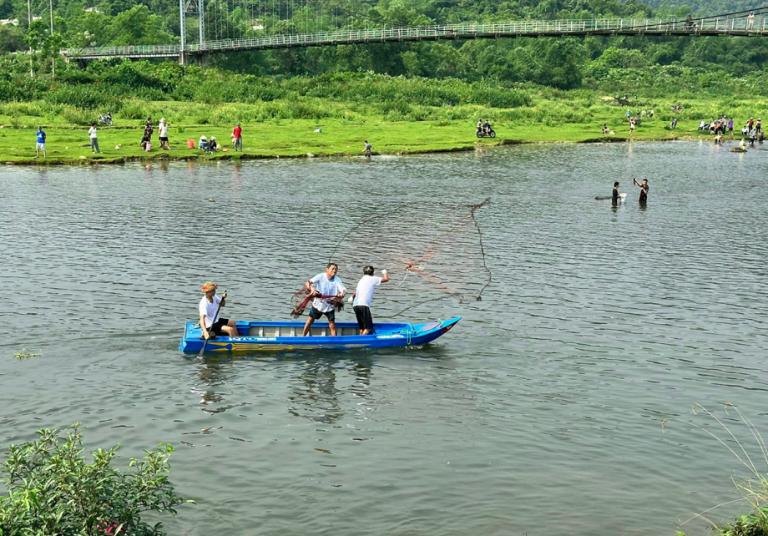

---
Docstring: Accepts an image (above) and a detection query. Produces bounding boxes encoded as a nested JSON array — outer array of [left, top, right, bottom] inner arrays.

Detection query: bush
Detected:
[[48, 85, 119, 111], [0, 424, 184, 535], [60, 105, 97, 126]]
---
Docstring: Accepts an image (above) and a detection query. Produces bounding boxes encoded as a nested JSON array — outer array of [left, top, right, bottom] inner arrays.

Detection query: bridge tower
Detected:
[[179, 0, 185, 64], [179, 0, 205, 64]]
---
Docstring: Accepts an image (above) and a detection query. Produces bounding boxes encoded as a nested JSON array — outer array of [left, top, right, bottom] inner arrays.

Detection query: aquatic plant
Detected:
[[13, 349, 39, 360]]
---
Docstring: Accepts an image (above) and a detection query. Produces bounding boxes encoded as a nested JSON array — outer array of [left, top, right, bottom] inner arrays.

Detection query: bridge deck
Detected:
[[61, 16, 768, 60]]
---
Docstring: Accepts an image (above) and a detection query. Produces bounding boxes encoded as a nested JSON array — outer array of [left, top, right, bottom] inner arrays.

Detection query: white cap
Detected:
[[381, 269, 388, 276]]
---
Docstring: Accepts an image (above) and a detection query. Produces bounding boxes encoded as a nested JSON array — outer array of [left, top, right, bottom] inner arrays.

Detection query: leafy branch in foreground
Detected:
[[0, 424, 184, 535]]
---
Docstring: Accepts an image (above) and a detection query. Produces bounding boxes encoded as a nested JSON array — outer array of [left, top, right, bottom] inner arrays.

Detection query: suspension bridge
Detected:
[[59, 7, 768, 63]]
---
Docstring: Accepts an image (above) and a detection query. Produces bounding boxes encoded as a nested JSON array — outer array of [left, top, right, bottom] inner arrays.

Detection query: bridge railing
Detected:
[[61, 15, 767, 58]]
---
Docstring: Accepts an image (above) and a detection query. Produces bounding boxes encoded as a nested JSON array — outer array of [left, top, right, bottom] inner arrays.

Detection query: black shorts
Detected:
[[210, 318, 230, 335], [159, 136, 169, 142], [308, 306, 335, 322], [353, 305, 374, 332]]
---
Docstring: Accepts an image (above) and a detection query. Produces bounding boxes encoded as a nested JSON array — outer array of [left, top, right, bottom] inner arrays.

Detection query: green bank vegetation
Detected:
[[1, 65, 767, 164], [0, 424, 183, 535], [678, 405, 768, 536]]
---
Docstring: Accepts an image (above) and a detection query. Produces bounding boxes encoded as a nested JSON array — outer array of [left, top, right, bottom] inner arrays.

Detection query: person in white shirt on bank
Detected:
[[158, 118, 170, 149], [88, 123, 100, 153], [302, 263, 346, 336], [352, 265, 390, 335]]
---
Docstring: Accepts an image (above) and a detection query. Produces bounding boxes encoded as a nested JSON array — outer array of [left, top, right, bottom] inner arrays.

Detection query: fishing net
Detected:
[[290, 289, 345, 318], [319, 198, 492, 319]]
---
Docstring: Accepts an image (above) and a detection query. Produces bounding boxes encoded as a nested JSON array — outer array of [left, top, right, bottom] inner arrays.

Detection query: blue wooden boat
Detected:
[[179, 316, 461, 354]]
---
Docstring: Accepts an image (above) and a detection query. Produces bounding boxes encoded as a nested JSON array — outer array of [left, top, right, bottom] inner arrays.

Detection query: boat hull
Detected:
[[179, 316, 461, 354]]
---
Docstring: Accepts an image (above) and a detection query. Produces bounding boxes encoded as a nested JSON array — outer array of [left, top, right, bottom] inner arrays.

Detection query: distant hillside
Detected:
[[639, 1, 762, 16]]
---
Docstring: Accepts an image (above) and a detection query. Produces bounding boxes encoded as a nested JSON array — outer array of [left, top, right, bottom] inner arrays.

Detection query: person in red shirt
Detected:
[[232, 123, 243, 151]]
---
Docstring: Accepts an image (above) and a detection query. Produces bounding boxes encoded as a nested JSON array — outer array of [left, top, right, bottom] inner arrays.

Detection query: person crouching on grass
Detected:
[[199, 281, 239, 340], [352, 265, 390, 335]]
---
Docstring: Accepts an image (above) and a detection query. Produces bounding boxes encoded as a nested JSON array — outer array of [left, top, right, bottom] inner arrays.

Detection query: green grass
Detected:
[[0, 93, 764, 165]]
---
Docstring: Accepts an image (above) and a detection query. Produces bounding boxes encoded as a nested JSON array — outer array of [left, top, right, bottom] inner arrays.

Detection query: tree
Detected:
[[106, 5, 175, 46], [531, 38, 585, 89]]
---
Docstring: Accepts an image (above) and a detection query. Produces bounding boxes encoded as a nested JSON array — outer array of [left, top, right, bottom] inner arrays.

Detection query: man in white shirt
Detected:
[[198, 281, 239, 339], [352, 265, 390, 335], [158, 118, 170, 149], [302, 263, 346, 336], [88, 123, 99, 153]]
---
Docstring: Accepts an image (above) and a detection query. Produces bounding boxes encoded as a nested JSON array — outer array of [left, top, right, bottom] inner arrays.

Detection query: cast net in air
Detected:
[[313, 198, 492, 319]]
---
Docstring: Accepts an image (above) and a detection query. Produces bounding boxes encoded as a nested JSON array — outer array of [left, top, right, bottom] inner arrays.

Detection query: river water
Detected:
[[1, 141, 767, 535]]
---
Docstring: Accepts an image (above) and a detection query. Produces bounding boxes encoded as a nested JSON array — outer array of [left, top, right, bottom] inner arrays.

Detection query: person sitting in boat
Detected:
[[199, 281, 239, 339], [302, 263, 346, 337], [352, 265, 390, 335]]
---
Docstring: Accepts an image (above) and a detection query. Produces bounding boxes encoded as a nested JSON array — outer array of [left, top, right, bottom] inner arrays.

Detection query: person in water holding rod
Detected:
[[633, 177, 649, 206], [199, 281, 239, 340]]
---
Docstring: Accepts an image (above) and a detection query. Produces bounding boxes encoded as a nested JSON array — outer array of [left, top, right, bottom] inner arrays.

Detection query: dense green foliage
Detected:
[[642, 1, 759, 16], [0, 0, 767, 90], [0, 425, 183, 535]]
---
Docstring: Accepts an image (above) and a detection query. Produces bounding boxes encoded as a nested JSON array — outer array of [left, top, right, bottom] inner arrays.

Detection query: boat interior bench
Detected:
[[247, 326, 360, 337]]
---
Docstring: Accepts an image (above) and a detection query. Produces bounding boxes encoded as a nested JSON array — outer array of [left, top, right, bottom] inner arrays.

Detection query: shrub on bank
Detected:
[[0, 424, 184, 535]]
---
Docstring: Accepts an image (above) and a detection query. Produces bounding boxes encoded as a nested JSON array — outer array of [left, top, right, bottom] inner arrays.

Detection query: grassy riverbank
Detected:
[[1, 70, 766, 164], [0, 117, 684, 165], [0, 103, 758, 165]]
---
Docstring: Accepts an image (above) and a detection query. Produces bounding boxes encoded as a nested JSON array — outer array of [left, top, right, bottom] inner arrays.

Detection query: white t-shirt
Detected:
[[353, 275, 382, 308], [159, 123, 168, 137], [310, 273, 345, 313], [199, 295, 222, 328], [88, 127, 97, 139]]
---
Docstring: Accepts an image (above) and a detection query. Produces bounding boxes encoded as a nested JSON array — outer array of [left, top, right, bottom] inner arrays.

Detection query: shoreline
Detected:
[[1, 133, 730, 167]]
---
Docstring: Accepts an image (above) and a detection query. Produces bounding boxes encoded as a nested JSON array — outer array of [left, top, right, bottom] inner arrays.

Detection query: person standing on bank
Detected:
[[633, 177, 649, 206], [199, 281, 239, 340], [363, 140, 372, 158], [158, 118, 170, 150], [352, 266, 390, 335], [35, 126, 46, 159], [232, 123, 243, 151], [88, 123, 100, 153], [142, 118, 154, 147], [302, 263, 346, 336]]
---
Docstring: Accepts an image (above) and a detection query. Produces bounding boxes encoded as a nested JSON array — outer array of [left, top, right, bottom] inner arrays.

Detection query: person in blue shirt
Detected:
[[35, 126, 46, 159]]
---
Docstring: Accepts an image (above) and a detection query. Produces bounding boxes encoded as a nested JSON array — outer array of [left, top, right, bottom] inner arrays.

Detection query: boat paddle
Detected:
[[199, 290, 227, 357]]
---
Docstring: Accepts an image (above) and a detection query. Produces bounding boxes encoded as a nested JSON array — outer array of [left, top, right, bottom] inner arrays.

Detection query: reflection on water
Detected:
[[289, 360, 343, 423], [1, 142, 768, 535], [288, 357, 374, 424]]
